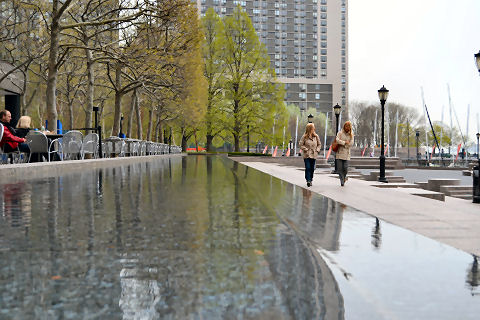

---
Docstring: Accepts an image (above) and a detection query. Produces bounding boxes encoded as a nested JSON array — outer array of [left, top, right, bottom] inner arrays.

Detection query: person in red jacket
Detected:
[[0, 110, 30, 153]]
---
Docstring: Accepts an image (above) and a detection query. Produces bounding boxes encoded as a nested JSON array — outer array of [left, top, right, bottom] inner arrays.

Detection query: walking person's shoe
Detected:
[[340, 176, 344, 186], [307, 181, 312, 187]]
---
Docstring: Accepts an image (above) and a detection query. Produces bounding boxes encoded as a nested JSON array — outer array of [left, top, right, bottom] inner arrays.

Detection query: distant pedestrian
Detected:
[[336, 121, 354, 186], [299, 123, 321, 187]]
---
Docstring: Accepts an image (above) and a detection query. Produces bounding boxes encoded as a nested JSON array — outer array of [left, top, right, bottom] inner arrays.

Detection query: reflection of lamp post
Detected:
[[378, 85, 389, 183], [416, 130, 420, 165], [371, 218, 382, 250], [308, 114, 314, 123], [333, 104, 341, 173], [466, 255, 479, 294], [247, 124, 250, 153]]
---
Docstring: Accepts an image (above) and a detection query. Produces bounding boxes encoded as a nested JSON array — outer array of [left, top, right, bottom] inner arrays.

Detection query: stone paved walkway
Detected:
[[239, 161, 480, 256]]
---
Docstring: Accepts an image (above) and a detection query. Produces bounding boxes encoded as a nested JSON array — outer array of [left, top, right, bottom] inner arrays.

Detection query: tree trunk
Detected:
[[206, 134, 214, 152], [206, 101, 214, 151], [194, 130, 198, 152], [20, 69, 29, 115], [234, 134, 240, 152], [146, 109, 153, 141], [112, 63, 122, 136], [127, 90, 135, 138], [233, 99, 240, 152], [69, 102, 74, 129], [84, 43, 94, 133], [181, 132, 188, 152], [46, 14, 60, 133], [154, 114, 160, 142], [135, 90, 142, 140]]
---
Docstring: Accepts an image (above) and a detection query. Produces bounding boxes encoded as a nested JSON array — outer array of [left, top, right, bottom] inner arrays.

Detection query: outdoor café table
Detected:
[[104, 136, 125, 157], [45, 133, 63, 139]]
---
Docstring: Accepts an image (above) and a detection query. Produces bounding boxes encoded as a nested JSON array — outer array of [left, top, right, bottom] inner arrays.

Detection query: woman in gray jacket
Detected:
[[335, 121, 354, 186], [299, 123, 321, 187]]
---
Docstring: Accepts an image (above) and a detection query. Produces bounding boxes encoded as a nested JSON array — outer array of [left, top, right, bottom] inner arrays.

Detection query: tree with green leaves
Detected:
[[220, 6, 286, 152], [202, 8, 226, 152]]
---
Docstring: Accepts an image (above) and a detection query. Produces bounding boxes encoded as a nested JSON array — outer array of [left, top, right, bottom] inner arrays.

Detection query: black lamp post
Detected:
[[378, 85, 389, 182], [247, 124, 250, 153], [308, 114, 314, 123], [333, 103, 341, 173], [472, 51, 480, 203], [416, 130, 420, 165], [93, 106, 102, 158], [476, 133, 480, 159], [475, 132, 480, 159], [289, 139, 293, 156], [119, 113, 125, 138]]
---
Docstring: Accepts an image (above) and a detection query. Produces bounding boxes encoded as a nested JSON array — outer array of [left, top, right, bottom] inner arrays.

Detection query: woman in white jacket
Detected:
[[299, 123, 321, 187], [335, 121, 354, 186]]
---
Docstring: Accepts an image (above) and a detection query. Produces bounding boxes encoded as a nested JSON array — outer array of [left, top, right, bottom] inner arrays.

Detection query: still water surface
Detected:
[[0, 156, 478, 319]]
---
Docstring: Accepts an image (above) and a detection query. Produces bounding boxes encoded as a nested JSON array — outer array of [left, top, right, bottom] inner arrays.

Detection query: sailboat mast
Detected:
[[421, 87, 429, 161], [447, 84, 453, 155]]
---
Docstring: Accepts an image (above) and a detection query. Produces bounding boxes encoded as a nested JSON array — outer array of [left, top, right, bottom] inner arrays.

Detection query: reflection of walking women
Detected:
[[299, 123, 321, 187], [336, 121, 354, 186]]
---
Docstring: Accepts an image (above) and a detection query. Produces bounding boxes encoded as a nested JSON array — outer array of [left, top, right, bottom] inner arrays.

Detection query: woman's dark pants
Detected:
[[336, 159, 349, 184], [304, 158, 316, 182]]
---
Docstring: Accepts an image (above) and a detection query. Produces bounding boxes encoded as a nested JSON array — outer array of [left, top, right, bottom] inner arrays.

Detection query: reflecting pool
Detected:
[[0, 156, 478, 319]]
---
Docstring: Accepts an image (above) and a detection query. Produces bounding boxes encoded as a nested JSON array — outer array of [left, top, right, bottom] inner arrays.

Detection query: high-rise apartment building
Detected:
[[196, 0, 348, 115]]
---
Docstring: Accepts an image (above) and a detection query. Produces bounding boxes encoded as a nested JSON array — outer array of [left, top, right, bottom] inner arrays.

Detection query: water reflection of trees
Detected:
[[0, 157, 343, 318], [235, 161, 345, 319]]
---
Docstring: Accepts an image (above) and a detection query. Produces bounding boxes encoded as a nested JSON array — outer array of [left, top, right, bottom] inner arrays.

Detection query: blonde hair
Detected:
[[17, 116, 32, 129], [304, 123, 315, 139], [343, 121, 354, 138]]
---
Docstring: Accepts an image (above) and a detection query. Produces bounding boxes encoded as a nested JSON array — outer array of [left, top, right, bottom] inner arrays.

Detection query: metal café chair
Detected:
[[124, 139, 134, 157], [25, 131, 61, 162], [82, 132, 99, 159], [145, 141, 153, 155], [101, 141, 110, 158], [139, 141, 146, 156], [62, 130, 83, 160]]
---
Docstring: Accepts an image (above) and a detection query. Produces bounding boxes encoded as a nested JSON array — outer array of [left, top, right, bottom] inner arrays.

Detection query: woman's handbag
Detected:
[[332, 140, 339, 152]]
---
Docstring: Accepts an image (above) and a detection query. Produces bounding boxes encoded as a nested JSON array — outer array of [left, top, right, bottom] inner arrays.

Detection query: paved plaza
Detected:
[[236, 158, 480, 257]]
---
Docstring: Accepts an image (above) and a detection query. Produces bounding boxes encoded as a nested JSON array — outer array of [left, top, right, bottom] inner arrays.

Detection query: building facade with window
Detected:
[[195, 0, 348, 115]]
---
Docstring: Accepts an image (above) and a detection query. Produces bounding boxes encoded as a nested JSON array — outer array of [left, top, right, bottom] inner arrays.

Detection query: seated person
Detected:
[[15, 115, 32, 138], [0, 110, 29, 153]]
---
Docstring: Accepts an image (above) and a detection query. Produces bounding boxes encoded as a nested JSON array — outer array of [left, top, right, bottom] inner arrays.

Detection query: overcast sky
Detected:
[[349, 0, 480, 140]]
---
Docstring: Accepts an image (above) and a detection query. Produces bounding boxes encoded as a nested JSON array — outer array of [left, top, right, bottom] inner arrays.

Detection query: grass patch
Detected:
[[227, 152, 270, 157]]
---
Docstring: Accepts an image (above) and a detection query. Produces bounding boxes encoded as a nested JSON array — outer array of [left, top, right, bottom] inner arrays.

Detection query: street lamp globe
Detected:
[[333, 103, 341, 116], [378, 85, 389, 103], [475, 51, 480, 73], [308, 114, 314, 123]]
